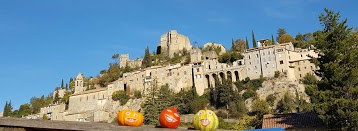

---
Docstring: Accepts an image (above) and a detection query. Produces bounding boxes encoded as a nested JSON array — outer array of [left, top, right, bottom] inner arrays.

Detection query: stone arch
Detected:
[[205, 74, 210, 88], [234, 71, 239, 81], [227, 71, 232, 82], [212, 73, 218, 86], [219, 72, 225, 83]]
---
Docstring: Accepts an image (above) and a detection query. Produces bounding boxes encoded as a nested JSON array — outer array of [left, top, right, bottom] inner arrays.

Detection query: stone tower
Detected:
[[74, 73, 84, 94], [157, 30, 192, 58], [120, 54, 129, 68]]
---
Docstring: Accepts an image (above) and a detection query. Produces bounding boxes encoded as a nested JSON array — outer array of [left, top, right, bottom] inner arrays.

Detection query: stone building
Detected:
[[287, 48, 319, 80], [122, 64, 193, 94], [157, 30, 192, 58], [119, 54, 142, 68], [39, 103, 66, 120]]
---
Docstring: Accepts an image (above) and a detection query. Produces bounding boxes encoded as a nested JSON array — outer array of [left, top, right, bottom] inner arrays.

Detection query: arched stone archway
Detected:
[[205, 74, 211, 88], [234, 71, 239, 82], [219, 72, 225, 84], [212, 73, 218, 86], [227, 71, 232, 82]]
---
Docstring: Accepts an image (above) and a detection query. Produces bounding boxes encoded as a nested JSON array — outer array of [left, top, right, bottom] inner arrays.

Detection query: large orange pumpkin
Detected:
[[159, 107, 180, 128], [117, 110, 144, 127]]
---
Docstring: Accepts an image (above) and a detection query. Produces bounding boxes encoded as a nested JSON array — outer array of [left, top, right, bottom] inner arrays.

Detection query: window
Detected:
[[265, 64, 268, 68], [197, 68, 200, 72], [268, 51, 270, 54], [256, 54, 259, 58], [257, 60, 259, 64], [300, 74, 302, 77], [301, 54, 303, 57], [304, 67, 307, 69], [263, 58, 266, 62], [248, 68, 250, 70], [255, 66, 257, 69], [263, 52, 265, 55], [280, 60, 284, 64], [289, 56, 291, 59], [184, 71, 187, 75], [311, 66, 313, 69], [268, 57, 271, 61], [249, 55, 251, 59], [277, 49, 283, 52], [93, 95, 95, 99], [238, 61, 242, 65], [298, 68, 301, 71], [249, 61, 252, 65]]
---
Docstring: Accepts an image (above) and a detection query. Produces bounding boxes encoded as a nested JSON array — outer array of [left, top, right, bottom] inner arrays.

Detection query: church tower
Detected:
[[74, 73, 84, 94]]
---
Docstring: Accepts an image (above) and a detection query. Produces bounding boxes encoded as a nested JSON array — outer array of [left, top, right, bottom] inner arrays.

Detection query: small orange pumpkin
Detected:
[[159, 107, 180, 128], [117, 110, 144, 126]]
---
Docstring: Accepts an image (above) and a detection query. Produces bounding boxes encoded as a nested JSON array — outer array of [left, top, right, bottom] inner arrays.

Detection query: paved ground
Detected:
[[0, 117, 230, 131]]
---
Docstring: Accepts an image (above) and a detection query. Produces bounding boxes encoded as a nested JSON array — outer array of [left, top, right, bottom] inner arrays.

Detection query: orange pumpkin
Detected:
[[159, 107, 180, 128], [117, 110, 144, 126]]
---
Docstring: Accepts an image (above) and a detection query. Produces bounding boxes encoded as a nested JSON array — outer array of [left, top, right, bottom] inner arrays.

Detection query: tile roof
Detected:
[[262, 112, 325, 129]]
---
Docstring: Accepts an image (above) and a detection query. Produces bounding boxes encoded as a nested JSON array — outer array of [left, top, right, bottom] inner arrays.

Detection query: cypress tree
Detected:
[[61, 79, 64, 89], [3, 101, 8, 117], [142, 47, 151, 68], [252, 31, 257, 48], [65, 83, 68, 91], [231, 38, 235, 51], [246, 36, 249, 49], [271, 35, 275, 45]]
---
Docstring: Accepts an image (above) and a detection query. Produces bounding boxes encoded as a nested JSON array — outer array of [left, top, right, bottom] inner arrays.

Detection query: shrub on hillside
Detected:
[[112, 90, 130, 105], [134, 90, 142, 98], [274, 71, 280, 78], [242, 90, 256, 100], [266, 94, 276, 107]]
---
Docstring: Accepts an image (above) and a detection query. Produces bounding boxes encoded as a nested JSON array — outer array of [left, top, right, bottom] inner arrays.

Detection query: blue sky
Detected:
[[0, 0, 357, 111]]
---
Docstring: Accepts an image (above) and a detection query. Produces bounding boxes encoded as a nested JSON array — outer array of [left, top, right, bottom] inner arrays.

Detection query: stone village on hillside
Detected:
[[32, 30, 319, 122]]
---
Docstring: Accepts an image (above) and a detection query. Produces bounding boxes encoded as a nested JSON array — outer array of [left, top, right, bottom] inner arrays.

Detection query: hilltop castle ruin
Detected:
[[38, 30, 319, 122]]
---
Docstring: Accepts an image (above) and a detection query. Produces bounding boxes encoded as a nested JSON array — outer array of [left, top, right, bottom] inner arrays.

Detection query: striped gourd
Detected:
[[193, 109, 219, 131]]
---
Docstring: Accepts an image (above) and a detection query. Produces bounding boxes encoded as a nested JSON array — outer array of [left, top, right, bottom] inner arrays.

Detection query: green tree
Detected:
[[112, 53, 119, 63], [142, 47, 151, 68], [246, 36, 249, 49], [309, 8, 358, 130], [231, 38, 236, 52], [3, 101, 9, 117], [142, 82, 174, 125], [252, 31, 257, 48], [112, 90, 129, 105], [30, 95, 51, 114], [61, 79, 64, 89], [278, 34, 295, 44], [271, 35, 275, 45], [277, 28, 287, 41], [276, 92, 295, 113], [266, 94, 276, 107], [17, 104, 32, 117], [53, 89, 60, 104], [251, 99, 270, 119]]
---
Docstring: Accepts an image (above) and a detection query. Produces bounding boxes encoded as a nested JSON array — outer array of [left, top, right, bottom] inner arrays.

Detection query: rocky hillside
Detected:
[[245, 77, 310, 111]]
